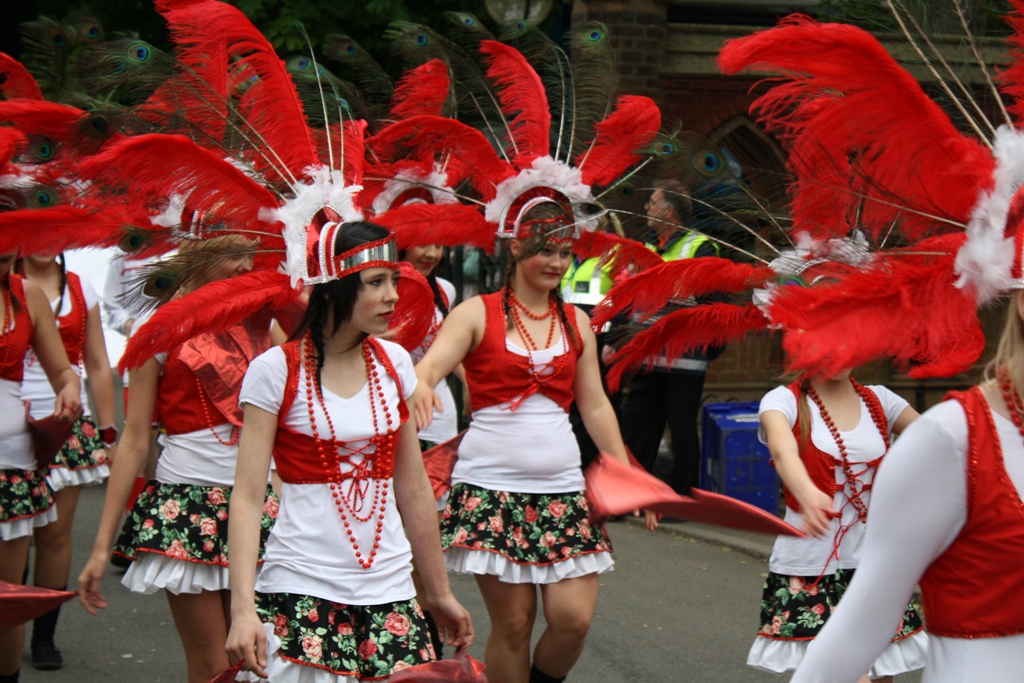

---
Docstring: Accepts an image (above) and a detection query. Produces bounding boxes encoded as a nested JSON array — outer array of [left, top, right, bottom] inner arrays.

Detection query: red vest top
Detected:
[[272, 337, 409, 485], [157, 309, 272, 435], [56, 272, 87, 366], [462, 291, 582, 414], [781, 382, 888, 514], [919, 387, 1024, 638], [0, 276, 34, 382]]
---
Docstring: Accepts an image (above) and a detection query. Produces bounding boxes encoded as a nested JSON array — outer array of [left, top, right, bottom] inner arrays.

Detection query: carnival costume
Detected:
[[22, 271, 110, 492], [705, 8, 1024, 683], [0, 275, 54, 541]]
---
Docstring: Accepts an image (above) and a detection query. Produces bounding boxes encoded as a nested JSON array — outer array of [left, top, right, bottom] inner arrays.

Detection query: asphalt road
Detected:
[[19, 485, 923, 683]]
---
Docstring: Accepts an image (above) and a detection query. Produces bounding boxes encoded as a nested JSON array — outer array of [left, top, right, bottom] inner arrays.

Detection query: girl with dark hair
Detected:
[[413, 201, 655, 683], [0, 251, 82, 683], [77, 236, 278, 683], [751, 371, 925, 681], [226, 221, 473, 682], [15, 252, 116, 670]]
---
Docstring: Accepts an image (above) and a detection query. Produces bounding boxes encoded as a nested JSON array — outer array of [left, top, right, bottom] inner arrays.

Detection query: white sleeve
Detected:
[[238, 347, 288, 416], [79, 276, 100, 311], [757, 385, 797, 443], [791, 404, 969, 683], [102, 256, 132, 334], [869, 385, 911, 431], [437, 277, 456, 309], [379, 340, 419, 401]]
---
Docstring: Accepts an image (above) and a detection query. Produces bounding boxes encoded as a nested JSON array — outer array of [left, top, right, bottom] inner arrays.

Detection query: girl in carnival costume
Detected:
[[17, 251, 116, 671], [712, 7, 1024, 682], [0, 250, 82, 683], [227, 219, 473, 682]]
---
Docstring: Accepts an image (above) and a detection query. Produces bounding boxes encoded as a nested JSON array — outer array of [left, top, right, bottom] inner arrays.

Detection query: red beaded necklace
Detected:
[[194, 377, 240, 446], [997, 366, 1024, 443], [803, 378, 890, 522], [507, 289, 557, 351], [0, 279, 12, 368], [303, 334, 393, 570]]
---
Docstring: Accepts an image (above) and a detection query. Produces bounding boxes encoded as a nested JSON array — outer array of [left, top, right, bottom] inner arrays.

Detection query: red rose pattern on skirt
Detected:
[[440, 483, 612, 565], [50, 416, 107, 471], [256, 593, 435, 680], [114, 481, 278, 565], [0, 468, 54, 523], [757, 569, 924, 640]]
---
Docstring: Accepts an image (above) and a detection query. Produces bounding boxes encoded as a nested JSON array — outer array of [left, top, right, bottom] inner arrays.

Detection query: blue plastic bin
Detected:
[[700, 401, 780, 515]]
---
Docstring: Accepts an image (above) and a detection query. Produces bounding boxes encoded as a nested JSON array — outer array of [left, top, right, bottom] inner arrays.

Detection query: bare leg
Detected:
[[32, 485, 82, 589], [165, 590, 232, 683], [533, 574, 599, 678], [865, 675, 892, 683], [0, 536, 32, 675], [475, 575, 537, 683]]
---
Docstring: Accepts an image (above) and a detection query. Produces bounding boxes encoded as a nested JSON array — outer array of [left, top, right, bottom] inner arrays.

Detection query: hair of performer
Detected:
[[413, 199, 657, 683], [226, 221, 473, 680], [14, 252, 115, 671], [787, 293, 1024, 683], [77, 235, 271, 683], [754, 365, 924, 682], [0, 251, 82, 683]]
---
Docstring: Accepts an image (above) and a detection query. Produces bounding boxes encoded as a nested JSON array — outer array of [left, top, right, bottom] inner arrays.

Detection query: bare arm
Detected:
[[392, 418, 473, 646], [226, 403, 277, 678], [761, 409, 833, 537], [891, 405, 919, 435], [83, 304, 116, 428], [77, 359, 159, 613], [25, 281, 81, 419], [413, 298, 484, 428]]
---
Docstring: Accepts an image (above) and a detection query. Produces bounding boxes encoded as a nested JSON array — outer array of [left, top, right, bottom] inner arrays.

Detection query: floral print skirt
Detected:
[[256, 592, 435, 680], [0, 467, 55, 540], [47, 416, 109, 491], [114, 481, 278, 566], [440, 483, 613, 576], [757, 569, 924, 641]]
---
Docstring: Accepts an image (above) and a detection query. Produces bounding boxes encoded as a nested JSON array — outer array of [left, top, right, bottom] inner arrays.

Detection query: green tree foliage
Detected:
[[818, 0, 1013, 37]]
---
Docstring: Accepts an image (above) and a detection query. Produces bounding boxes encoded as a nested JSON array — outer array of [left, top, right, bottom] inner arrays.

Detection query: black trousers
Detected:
[[618, 371, 706, 494]]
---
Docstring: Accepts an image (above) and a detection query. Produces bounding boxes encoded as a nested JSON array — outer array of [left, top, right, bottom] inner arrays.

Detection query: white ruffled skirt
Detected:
[[445, 547, 614, 584], [747, 629, 929, 677], [47, 463, 109, 492], [0, 504, 56, 541], [121, 552, 230, 595]]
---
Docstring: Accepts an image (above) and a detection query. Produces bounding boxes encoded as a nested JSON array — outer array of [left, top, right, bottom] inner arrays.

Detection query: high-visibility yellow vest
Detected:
[[560, 256, 615, 306]]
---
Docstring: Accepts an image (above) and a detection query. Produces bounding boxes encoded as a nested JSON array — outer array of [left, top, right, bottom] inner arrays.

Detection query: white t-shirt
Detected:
[[454, 330, 585, 494], [152, 351, 241, 487], [759, 384, 910, 575], [412, 278, 457, 445], [0, 378, 32, 470], [792, 398, 1024, 683], [22, 275, 99, 420], [239, 339, 419, 605]]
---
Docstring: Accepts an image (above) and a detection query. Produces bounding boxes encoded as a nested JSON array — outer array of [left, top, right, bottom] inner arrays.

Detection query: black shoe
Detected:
[[31, 641, 63, 671]]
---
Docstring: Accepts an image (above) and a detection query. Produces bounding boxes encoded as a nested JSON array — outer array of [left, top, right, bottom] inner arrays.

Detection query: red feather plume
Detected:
[[604, 303, 767, 391], [1002, 0, 1024, 122], [0, 54, 44, 101], [479, 40, 551, 167], [367, 116, 514, 200], [769, 234, 983, 379], [373, 203, 494, 252], [0, 101, 89, 144], [0, 128, 27, 173], [390, 59, 451, 120], [76, 134, 278, 234], [157, 0, 318, 181], [576, 96, 661, 187], [121, 270, 299, 370], [0, 207, 124, 254], [573, 230, 663, 276], [718, 16, 994, 242], [387, 263, 435, 352], [590, 257, 771, 330]]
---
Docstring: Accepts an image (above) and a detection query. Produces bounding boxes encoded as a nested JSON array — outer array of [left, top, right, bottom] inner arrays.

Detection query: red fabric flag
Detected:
[[390, 649, 488, 682], [422, 431, 465, 500], [0, 582, 77, 628], [206, 661, 243, 683], [584, 453, 804, 537], [26, 412, 77, 470]]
